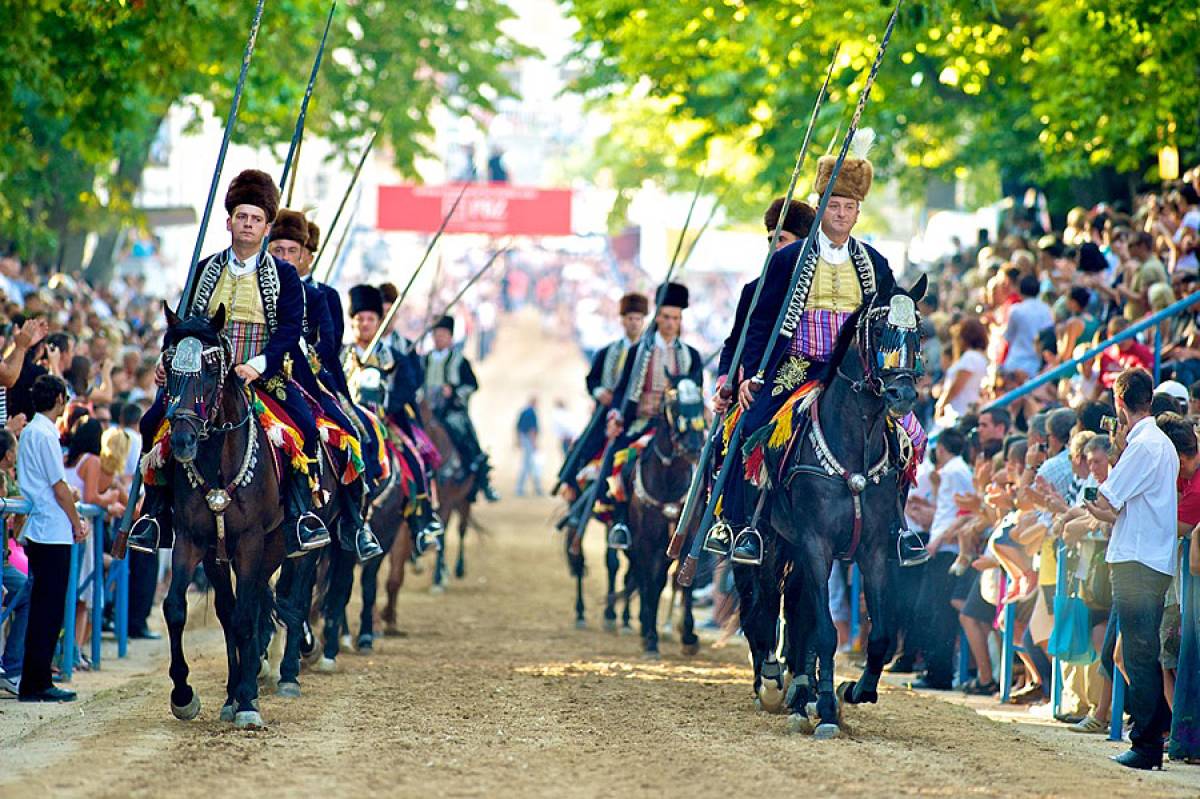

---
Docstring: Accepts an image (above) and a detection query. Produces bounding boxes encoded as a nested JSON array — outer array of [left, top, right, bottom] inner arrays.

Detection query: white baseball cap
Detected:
[[1156, 379, 1189, 404]]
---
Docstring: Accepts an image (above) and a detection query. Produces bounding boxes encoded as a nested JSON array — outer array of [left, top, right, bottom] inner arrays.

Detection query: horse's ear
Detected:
[[211, 304, 227, 332], [906, 273, 929, 304], [164, 300, 181, 329]]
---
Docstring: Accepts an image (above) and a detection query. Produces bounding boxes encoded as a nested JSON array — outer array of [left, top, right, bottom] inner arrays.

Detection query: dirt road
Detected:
[[3, 312, 1195, 798]]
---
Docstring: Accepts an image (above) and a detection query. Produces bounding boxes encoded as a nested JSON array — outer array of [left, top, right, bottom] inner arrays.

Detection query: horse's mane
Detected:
[[163, 315, 225, 350]]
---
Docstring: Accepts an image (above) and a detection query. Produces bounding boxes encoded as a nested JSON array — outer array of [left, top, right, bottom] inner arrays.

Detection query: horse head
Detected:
[[662, 375, 706, 462], [834, 273, 927, 418], [162, 303, 234, 463]]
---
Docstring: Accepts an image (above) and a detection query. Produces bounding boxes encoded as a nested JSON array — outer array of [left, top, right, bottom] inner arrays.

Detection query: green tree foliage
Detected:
[[564, 0, 1200, 222], [0, 0, 528, 270]]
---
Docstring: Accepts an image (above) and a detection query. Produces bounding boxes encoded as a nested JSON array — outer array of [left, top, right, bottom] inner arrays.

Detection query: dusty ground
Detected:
[[2, 311, 1196, 798]]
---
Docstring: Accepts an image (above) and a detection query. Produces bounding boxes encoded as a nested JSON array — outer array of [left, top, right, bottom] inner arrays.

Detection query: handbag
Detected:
[[1048, 575, 1098, 665], [1079, 542, 1112, 611]]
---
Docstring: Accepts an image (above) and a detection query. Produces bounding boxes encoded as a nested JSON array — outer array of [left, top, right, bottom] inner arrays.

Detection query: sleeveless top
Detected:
[[209, 268, 268, 364]]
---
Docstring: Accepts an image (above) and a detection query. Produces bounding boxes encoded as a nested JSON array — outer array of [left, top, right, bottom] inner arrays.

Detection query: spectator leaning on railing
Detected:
[[15, 374, 87, 703], [1084, 367, 1178, 770]]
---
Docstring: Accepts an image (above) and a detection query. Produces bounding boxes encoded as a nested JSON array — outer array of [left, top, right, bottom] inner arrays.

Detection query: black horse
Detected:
[[626, 375, 706, 658], [158, 306, 289, 729], [738, 275, 927, 738]]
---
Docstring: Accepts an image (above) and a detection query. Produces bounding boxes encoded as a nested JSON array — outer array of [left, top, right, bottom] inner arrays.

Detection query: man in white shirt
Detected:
[[910, 427, 974, 690], [1085, 367, 1177, 769], [1001, 274, 1054, 379], [17, 375, 85, 702]]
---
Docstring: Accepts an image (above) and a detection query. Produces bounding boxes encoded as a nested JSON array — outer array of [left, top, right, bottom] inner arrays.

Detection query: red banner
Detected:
[[377, 184, 572, 236]]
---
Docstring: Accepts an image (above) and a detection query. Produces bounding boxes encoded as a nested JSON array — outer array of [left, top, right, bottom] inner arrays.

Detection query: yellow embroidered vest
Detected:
[[808, 255, 863, 312]]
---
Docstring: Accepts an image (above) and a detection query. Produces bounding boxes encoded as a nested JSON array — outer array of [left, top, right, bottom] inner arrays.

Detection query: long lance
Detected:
[[361, 182, 471, 361], [409, 244, 510, 348], [285, 130, 304, 205], [665, 44, 840, 562], [563, 170, 706, 551], [177, 0, 267, 316], [115, 0, 268, 555], [323, 185, 361, 284], [677, 2, 902, 588], [311, 127, 380, 282], [263, 0, 337, 258]]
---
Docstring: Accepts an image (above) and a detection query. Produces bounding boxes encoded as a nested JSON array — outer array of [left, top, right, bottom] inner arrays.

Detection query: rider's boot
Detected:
[[606, 504, 632, 551], [343, 480, 384, 563], [473, 454, 500, 503], [703, 517, 734, 556], [283, 468, 331, 558], [128, 482, 174, 553], [409, 494, 443, 556], [729, 487, 764, 566], [895, 485, 931, 567]]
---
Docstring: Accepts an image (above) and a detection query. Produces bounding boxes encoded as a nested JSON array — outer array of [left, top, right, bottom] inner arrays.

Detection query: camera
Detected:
[[1083, 485, 1099, 502], [1100, 415, 1118, 435]]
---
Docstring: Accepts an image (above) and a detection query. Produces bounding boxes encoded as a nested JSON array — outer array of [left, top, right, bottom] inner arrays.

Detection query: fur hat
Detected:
[[656, 282, 689, 310], [764, 198, 816, 238], [224, 169, 280, 222], [268, 209, 309, 246], [306, 221, 321, 253], [379, 282, 399, 305], [619, 292, 649, 316], [813, 129, 875, 202], [433, 315, 455, 334], [348, 284, 383, 318]]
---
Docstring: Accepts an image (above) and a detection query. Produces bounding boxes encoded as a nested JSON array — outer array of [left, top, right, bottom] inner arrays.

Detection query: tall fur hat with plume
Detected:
[[813, 128, 875, 202], [224, 168, 280, 222]]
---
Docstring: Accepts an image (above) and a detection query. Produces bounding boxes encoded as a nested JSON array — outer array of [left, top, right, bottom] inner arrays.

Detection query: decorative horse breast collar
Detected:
[[632, 456, 684, 522]]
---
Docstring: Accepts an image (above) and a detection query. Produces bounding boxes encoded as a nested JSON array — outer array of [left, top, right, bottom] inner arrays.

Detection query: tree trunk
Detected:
[[85, 114, 165, 286]]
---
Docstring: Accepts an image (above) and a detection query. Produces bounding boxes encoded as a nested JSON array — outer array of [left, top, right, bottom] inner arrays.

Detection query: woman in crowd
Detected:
[[935, 317, 990, 431]]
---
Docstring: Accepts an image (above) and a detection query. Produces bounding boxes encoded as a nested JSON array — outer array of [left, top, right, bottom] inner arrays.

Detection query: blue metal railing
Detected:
[[0, 497, 130, 682], [984, 289, 1200, 412]]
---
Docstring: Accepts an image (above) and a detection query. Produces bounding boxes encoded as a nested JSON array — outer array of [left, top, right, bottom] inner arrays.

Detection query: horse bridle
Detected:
[[633, 384, 704, 520], [164, 335, 251, 441]]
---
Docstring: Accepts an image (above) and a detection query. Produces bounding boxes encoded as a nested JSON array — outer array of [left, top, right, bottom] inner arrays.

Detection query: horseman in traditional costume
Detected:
[[342, 285, 443, 553], [129, 169, 331, 557], [556, 292, 649, 509], [600, 282, 703, 551], [710, 138, 928, 566], [420, 314, 499, 503], [266, 209, 383, 562]]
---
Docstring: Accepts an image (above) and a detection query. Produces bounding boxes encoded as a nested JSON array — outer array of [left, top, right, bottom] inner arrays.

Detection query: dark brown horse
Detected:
[[419, 400, 478, 591], [158, 307, 288, 729], [626, 376, 705, 658]]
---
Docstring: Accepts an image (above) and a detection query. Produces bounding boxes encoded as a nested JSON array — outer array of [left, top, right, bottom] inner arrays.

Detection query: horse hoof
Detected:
[[276, 682, 301, 699], [454, 564, 465, 579], [813, 723, 841, 740], [219, 703, 235, 723], [681, 641, 700, 657], [641, 650, 661, 661], [339, 634, 353, 652], [619, 625, 635, 636], [574, 619, 587, 630], [430, 584, 445, 596], [356, 635, 374, 653], [234, 710, 266, 730], [170, 694, 201, 721], [787, 713, 815, 735], [383, 626, 408, 638], [257, 656, 270, 682], [316, 657, 337, 673], [758, 682, 786, 715], [603, 619, 617, 633]]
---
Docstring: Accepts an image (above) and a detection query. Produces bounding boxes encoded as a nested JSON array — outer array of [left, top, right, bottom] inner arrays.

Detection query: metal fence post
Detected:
[[1153, 324, 1162, 384], [957, 626, 971, 687], [91, 515, 105, 669], [1000, 574, 1015, 703], [1108, 616, 1125, 742], [61, 541, 82, 683], [849, 564, 861, 647], [1050, 538, 1066, 718], [116, 554, 130, 658]]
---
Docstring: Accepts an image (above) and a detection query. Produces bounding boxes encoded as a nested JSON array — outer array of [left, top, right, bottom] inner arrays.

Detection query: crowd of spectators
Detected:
[[0, 263, 168, 702], [882, 168, 1200, 768]]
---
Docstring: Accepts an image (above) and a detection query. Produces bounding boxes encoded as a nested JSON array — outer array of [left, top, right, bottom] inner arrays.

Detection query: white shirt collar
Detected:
[[1127, 415, 1156, 441], [430, 347, 450, 362], [228, 248, 259, 277], [654, 331, 678, 350], [818, 228, 851, 265]]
